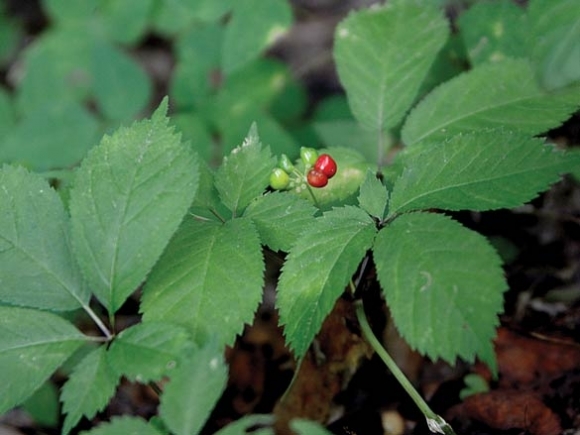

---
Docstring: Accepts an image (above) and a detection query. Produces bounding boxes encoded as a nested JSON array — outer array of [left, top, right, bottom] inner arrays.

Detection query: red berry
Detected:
[[307, 169, 328, 188], [314, 154, 337, 178]]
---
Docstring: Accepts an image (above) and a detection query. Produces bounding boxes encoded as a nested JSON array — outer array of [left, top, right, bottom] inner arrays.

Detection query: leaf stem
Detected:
[[354, 299, 456, 435], [82, 303, 113, 341]]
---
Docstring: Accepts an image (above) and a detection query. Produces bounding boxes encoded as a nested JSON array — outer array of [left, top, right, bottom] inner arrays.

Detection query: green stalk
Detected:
[[354, 299, 456, 435]]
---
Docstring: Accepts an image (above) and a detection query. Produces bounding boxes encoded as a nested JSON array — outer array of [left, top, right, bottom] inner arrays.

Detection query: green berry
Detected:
[[269, 168, 290, 190], [300, 147, 319, 167], [278, 154, 294, 173]]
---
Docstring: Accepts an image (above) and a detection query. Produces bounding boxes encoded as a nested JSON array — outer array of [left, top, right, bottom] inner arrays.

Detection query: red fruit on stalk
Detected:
[[314, 154, 337, 178], [307, 169, 328, 188]]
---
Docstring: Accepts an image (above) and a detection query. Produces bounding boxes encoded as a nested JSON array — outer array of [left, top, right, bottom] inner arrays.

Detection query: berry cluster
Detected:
[[269, 147, 337, 191]]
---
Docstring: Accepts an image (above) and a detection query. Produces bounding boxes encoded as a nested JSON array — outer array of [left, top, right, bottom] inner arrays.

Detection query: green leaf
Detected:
[[334, 2, 448, 131], [107, 322, 190, 383], [79, 416, 165, 435], [222, 0, 292, 75], [458, 0, 528, 66], [0, 165, 89, 311], [61, 346, 119, 435], [214, 124, 276, 215], [42, 0, 95, 25], [277, 206, 376, 358], [214, 415, 274, 435], [16, 29, 91, 114], [91, 40, 151, 121], [160, 340, 228, 435], [313, 120, 390, 165], [171, 22, 224, 110], [171, 112, 214, 162], [529, 0, 580, 90], [0, 306, 88, 414], [141, 218, 264, 347], [401, 58, 580, 146], [358, 170, 388, 219], [389, 130, 570, 215], [1, 101, 99, 171], [98, 0, 154, 44], [373, 212, 506, 373], [22, 381, 60, 428], [243, 192, 317, 252], [0, 88, 15, 138], [69, 99, 199, 313], [568, 149, 580, 181]]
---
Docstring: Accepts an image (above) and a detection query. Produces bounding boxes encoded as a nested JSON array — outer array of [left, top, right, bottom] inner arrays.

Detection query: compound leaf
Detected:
[[61, 346, 119, 435], [277, 206, 376, 358], [141, 217, 264, 347], [0, 306, 88, 414], [69, 99, 199, 313], [373, 212, 506, 373], [160, 340, 228, 435], [402, 58, 580, 146], [389, 130, 570, 215], [214, 124, 276, 215], [107, 322, 190, 383], [243, 192, 317, 252], [334, 2, 448, 131], [0, 165, 89, 311]]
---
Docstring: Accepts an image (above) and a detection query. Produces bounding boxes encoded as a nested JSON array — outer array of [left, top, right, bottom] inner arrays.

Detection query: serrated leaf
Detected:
[[358, 170, 388, 219], [0, 306, 88, 414], [458, 0, 528, 66], [79, 416, 165, 435], [107, 322, 190, 383], [0, 165, 89, 311], [141, 217, 264, 347], [61, 346, 119, 435], [160, 340, 228, 435], [222, 0, 292, 75], [401, 58, 580, 146], [334, 2, 448, 131], [389, 130, 569, 216], [214, 124, 276, 214], [277, 206, 376, 358], [243, 192, 317, 252], [373, 212, 506, 373], [69, 99, 199, 313], [529, 0, 580, 90]]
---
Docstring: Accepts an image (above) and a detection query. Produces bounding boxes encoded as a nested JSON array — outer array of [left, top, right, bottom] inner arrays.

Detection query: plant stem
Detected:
[[354, 299, 457, 435], [305, 184, 321, 209], [82, 303, 113, 341]]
